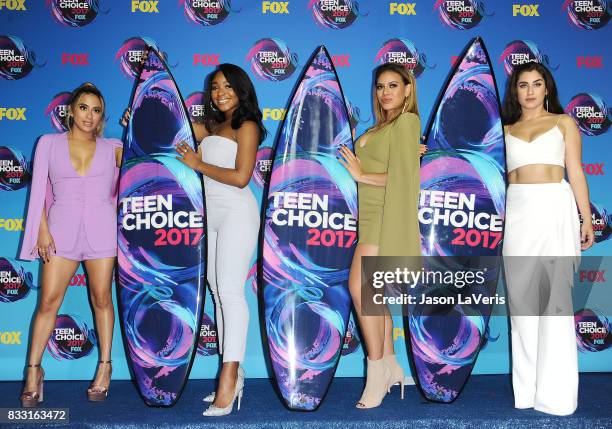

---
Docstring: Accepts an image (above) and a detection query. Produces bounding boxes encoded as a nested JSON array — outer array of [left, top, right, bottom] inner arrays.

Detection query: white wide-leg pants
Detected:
[[503, 180, 581, 416]]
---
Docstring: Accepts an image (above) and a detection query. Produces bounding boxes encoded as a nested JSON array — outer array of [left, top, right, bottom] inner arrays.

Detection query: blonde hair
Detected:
[[66, 82, 106, 137], [371, 63, 419, 132]]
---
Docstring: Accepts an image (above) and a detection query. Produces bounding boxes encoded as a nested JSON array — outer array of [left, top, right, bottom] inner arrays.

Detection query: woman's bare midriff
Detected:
[[508, 164, 565, 184]]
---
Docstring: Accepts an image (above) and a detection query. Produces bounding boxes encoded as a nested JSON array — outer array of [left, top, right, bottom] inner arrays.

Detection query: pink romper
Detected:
[[19, 133, 122, 261]]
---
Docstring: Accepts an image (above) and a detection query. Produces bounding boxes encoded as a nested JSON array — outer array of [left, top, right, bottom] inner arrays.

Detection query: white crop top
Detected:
[[505, 123, 566, 173]]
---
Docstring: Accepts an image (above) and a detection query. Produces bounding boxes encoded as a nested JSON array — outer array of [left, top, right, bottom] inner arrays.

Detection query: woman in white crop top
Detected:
[[177, 64, 266, 417], [502, 62, 594, 416]]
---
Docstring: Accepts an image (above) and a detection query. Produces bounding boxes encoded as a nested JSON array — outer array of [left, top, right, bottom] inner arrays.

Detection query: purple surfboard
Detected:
[[261, 46, 357, 411], [117, 47, 206, 407], [408, 37, 506, 402]]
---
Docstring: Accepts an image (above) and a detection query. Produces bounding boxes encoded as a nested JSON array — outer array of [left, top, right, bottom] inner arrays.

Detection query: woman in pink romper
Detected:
[[19, 83, 122, 406]]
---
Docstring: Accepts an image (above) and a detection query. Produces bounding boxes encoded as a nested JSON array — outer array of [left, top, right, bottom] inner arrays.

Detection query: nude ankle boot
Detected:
[[383, 354, 414, 399], [356, 357, 391, 409]]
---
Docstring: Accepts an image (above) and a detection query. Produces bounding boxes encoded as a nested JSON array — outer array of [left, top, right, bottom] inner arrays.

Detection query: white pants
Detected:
[[207, 193, 259, 363], [503, 180, 580, 416]]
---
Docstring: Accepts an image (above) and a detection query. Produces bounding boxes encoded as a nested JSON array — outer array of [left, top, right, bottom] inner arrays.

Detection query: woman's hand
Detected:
[[34, 229, 55, 263], [176, 141, 201, 170], [420, 134, 428, 157], [581, 220, 595, 251], [337, 144, 362, 182], [120, 107, 131, 128]]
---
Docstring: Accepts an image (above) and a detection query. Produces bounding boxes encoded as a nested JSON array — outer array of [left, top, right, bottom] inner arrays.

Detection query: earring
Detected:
[[545, 96, 549, 112], [401, 97, 409, 114], [209, 101, 218, 112]]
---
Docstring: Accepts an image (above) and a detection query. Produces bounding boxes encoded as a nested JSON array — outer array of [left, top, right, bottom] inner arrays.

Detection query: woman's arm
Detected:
[[337, 144, 387, 186], [562, 114, 595, 250], [192, 122, 209, 143], [19, 135, 56, 261], [115, 148, 123, 167], [379, 112, 422, 256], [359, 172, 388, 186], [35, 201, 55, 263], [176, 121, 259, 188]]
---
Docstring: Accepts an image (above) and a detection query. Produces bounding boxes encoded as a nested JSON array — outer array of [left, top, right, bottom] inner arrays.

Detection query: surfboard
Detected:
[[261, 46, 357, 411], [407, 37, 506, 402], [117, 46, 206, 407]]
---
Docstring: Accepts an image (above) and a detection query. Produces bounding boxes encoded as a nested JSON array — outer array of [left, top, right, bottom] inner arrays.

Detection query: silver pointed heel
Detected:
[[202, 389, 243, 417], [202, 366, 244, 417]]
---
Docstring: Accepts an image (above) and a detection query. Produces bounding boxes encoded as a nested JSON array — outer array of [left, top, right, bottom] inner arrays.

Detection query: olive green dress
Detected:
[[354, 112, 421, 256]]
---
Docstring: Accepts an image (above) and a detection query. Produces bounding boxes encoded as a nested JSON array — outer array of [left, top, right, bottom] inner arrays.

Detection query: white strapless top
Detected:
[[505, 125, 565, 173], [202, 135, 237, 168], [201, 135, 250, 199]]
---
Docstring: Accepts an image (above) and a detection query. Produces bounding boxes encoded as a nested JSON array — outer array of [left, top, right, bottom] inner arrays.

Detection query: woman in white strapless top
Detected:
[[176, 64, 266, 417], [502, 62, 594, 416]]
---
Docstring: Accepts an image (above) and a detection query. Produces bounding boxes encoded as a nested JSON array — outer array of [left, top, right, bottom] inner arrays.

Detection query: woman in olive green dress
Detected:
[[338, 63, 425, 409]]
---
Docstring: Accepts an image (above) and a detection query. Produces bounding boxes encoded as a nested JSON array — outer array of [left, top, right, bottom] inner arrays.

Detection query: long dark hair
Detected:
[[65, 82, 106, 136], [202, 64, 267, 143], [502, 62, 563, 125]]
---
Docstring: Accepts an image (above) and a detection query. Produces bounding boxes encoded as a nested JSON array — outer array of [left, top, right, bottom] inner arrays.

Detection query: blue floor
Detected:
[[1, 374, 611, 428]]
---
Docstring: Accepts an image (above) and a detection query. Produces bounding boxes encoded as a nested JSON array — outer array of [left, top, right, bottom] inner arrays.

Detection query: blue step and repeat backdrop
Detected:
[[0, 1, 610, 381]]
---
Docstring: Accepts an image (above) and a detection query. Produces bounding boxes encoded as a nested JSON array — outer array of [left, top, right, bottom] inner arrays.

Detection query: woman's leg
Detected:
[[83, 257, 116, 388], [24, 255, 79, 392], [348, 243, 384, 360], [383, 312, 395, 355], [509, 315, 539, 409], [348, 243, 393, 408], [504, 254, 542, 409], [211, 207, 258, 408], [206, 230, 224, 352], [534, 315, 578, 415]]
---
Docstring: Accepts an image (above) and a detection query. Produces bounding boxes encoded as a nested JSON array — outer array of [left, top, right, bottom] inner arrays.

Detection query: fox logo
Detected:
[[512, 4, 539, 16], [262, 1, 289, 14], [131, 0, 159, 13]]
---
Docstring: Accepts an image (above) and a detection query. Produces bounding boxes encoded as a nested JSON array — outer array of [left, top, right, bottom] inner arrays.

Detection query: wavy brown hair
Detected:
[[371, 63, 419, 131]]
